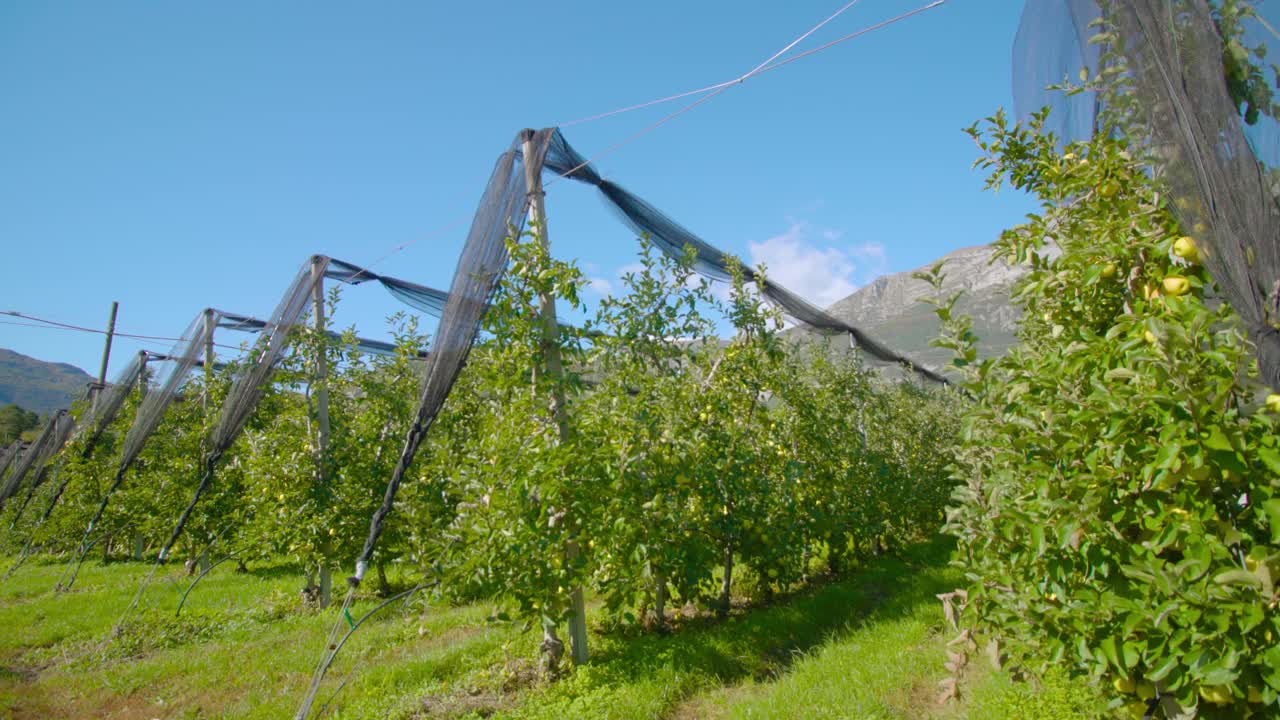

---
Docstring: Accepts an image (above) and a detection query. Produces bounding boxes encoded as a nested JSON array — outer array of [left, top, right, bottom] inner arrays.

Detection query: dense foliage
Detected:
[[0, 404, 39, 446], [935, 108, 1280, 718], [0, 230, 962, 668]]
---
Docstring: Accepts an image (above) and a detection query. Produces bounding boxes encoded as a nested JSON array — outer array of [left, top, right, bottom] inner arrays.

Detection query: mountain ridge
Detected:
[[0, 348, 93, 417], [802, 242, 1030, 373]]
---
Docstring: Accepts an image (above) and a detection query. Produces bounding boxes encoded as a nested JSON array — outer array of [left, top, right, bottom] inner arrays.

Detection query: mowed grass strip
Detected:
[[0, 556, 523, 719], [0, 539, 1094, 720], [494, 539, 960, 720]]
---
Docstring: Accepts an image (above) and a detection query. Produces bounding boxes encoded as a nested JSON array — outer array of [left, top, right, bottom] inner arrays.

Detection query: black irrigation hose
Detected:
[[54, 533, 106, 591], [297, 542, 459, 720], [308, 581, 439, 720], [175, 551, 240, 617], [113, 518, 236, 635]]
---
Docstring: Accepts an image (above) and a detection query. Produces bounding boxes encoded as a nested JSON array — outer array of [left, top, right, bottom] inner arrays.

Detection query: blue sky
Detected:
[[1, 0, 1039, 379]]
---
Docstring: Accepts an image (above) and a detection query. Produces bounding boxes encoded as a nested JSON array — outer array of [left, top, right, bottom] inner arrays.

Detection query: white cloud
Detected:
[[748, 223, 862, 309], [617, 262, 645, 279], [849, 242, 888, 282], [586, 277, 614, 295]]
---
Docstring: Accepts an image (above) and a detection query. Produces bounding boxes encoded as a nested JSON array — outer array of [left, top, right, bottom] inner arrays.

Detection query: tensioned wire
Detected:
[[0, 311, 243, 351], [549, 0, 951, 181], [337, 0, 951, 277]]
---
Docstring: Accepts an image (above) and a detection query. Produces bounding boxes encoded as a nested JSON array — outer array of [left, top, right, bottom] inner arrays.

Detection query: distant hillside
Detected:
[[793, 243, 1037, 375], [0, 348, 93, 417]]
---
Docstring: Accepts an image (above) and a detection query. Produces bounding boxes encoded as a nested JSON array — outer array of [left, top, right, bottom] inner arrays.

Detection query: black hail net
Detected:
[[2, 411, 77, 533], [218, 308, 429, 359], [294, 127, 545, 720], [61, 312, 217, 587], [0, 442, 20, 481], [0, 410, 72, 511], [352, 128, 547, 582], [324, 257, 450, 318], [158, 261, 325, 561], [1013, 0, 1104, 143], [1014, 0, 1280, 390], [75, 351, 148, 457], [542, 129, 950, 385]]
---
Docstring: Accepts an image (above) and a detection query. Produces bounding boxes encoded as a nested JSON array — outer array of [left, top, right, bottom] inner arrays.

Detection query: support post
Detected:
[[522, 130, 588, 666], [310, 257, 333, 609], [310, 258, 331, 457], [138, 352, 148, 400], [203, 308, 216, 410], [93, 301, 119, 411]]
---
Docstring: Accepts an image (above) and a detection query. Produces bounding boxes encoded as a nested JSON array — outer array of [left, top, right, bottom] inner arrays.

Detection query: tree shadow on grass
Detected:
[[580, 536, 959, 691]]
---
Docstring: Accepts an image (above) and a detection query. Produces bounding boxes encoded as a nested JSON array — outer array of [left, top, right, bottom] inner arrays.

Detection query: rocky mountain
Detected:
[[805, 243, 1034, 373], [0, 348, 93, 417]]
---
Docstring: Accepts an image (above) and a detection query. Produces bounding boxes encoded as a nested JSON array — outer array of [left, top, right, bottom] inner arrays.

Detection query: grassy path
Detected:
[[0, 541, 1102, 719]]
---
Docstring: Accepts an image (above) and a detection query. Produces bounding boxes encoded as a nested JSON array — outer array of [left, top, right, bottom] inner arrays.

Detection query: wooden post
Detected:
[[310, 258, 331, 455], [522, 130, 589, 666], [203, 308, 216, 410], [310, 256, 333, 609], [93, 301, 119, 411]]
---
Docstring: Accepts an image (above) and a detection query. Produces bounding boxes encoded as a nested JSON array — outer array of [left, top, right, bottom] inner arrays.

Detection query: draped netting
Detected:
[[218, 308, 429, 358], [0, 442, 20, 482], [324, 257, 450, 318], [75, 350, 148, 457], [351, 129, 547, 581], [542, 129, 950, 385], [0, 410, 75, 511], [0, 410, 77, 541], [61, 256, 447, 586], [294, 127, 545, 720], [1013, 0, 1280, 390], [1012, 0, 1103, 144], [157, 260, 326, 561], [59, 311, 218, 589]]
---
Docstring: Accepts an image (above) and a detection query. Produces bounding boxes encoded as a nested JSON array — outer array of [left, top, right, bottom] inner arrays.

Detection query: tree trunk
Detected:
[[800, 542, 811, 585], [653, 569, 667, 630], [302, 570, 318, 606], [718, 543, 734, 619], [540, 621, 566, 678], [829, 544, 843, 576], [131, 534, 143, 561], [318, 564, 332, 609], [377, 560, 390, 597]]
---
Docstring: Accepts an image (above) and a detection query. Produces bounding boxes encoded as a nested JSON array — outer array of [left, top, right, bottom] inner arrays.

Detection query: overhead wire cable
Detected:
[[353, 0, 948, 270], [550, 0, 949, 182], [557, 0, 947, 130], [558, 0, 866, 128], [1, 311, 242, 351]]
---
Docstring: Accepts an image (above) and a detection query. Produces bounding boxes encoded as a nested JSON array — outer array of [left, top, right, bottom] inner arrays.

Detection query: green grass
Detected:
[[0, 542, 1106, 720]]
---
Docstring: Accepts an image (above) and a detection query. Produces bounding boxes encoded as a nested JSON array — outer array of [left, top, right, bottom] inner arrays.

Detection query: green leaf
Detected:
[[1213, 569, 1262, 589], [1203, 426, 1234, 452]]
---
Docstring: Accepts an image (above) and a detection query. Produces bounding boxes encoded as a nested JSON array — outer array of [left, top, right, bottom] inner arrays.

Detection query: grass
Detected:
[[0, 540, 1107, 719]]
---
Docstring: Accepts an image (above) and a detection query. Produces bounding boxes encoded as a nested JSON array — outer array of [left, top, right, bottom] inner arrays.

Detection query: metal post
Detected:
[[522, 129, 588, 665], [93, 302, 119, 410]]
